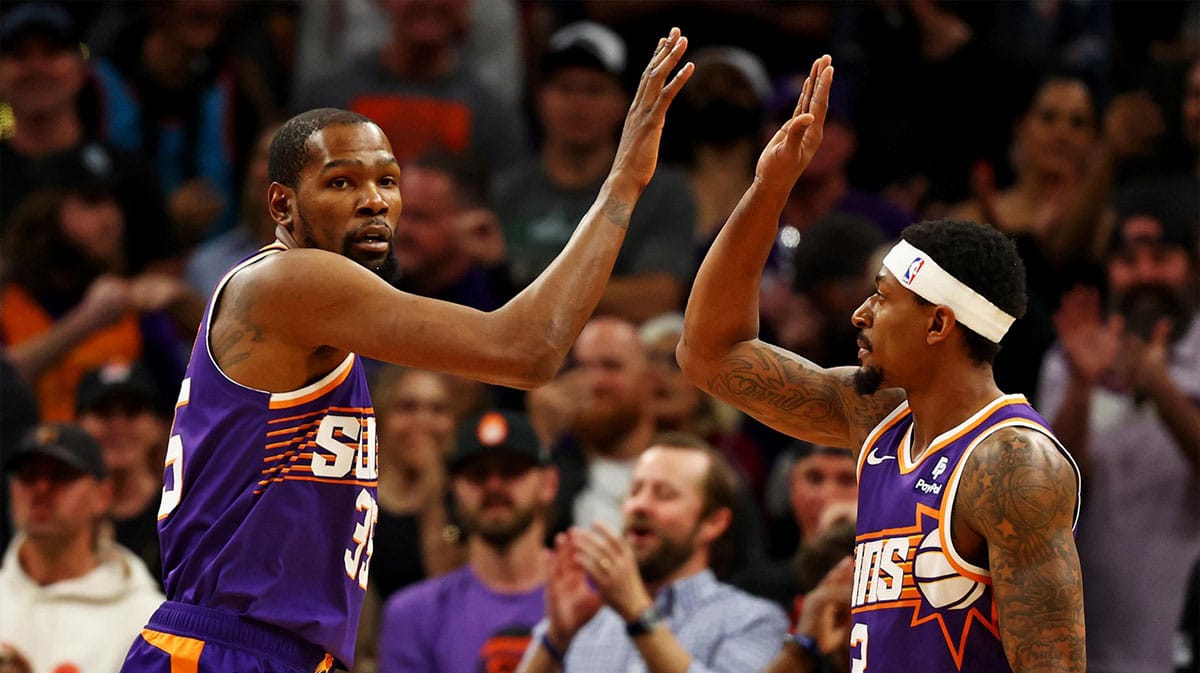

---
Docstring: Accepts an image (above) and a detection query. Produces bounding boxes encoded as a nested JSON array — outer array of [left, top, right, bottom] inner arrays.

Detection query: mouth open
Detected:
[[351, 223, 392, 256]]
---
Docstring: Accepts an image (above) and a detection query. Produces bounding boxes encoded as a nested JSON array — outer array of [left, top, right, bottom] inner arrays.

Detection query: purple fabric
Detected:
[[379, 565, 545, 673]]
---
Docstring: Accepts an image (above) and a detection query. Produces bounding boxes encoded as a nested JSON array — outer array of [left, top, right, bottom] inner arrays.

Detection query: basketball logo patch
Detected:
[[913, 530, 985, 610]]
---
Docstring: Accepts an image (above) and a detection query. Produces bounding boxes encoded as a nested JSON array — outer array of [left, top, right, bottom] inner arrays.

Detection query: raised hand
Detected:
[[569, 522, 652, 621], [1053, 285, 1122, 384], [755, 55, 834, 193], [610, 28, 694, 193], [545, 532, 604, 648]]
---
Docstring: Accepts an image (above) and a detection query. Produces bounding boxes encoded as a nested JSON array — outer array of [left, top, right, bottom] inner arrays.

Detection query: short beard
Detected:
[[572, 401, 641, 454], [457, 499, 539, 550], [296, 208, 398, 282], [635, 524, 699, 585], [853, 365, 884, 396]]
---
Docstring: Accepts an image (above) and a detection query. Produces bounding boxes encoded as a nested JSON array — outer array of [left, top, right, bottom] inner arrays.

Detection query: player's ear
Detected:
[[927, 305, 955, 345], [267, 183, 295, 231]]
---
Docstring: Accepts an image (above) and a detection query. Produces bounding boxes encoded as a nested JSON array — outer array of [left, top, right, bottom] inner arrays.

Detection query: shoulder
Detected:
[[958, 425, 1079, 534]]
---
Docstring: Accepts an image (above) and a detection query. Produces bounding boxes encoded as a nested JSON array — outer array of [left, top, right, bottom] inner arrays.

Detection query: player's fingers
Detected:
[[793, 76, 811, 118], [652, 61, 694, 114], [808, 59, 834, 125]]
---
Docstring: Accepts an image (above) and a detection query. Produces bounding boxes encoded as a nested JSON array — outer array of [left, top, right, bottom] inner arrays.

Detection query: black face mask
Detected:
[[688, 99, 763, 148]]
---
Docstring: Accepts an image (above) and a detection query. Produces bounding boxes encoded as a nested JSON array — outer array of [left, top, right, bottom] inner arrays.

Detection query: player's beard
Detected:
[[854, 365, 884, 396], [295, 209, 398, 282]]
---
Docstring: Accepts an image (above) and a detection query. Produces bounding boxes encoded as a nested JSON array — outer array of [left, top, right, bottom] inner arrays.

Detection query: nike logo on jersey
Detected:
[[866, 446, 896, 465]]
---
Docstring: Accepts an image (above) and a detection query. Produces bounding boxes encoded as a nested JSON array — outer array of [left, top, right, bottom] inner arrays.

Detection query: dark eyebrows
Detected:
[[318, 156, 401, 173]]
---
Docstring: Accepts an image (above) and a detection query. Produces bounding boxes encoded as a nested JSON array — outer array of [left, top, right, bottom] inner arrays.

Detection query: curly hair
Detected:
[[267, 108, 376, 188], [900, 219, 1028, 364]]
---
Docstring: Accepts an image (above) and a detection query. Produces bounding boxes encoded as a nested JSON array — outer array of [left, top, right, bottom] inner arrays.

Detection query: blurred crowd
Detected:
[[0, 1, 1196, 673]]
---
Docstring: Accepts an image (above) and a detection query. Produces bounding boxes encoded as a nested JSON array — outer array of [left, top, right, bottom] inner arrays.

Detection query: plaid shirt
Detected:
[[526, 570, 788, 673]]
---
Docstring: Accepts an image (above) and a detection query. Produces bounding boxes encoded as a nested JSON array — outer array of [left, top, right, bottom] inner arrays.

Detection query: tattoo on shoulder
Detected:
[[211, 318, 265, 368], [960, 427, 1086, 668]]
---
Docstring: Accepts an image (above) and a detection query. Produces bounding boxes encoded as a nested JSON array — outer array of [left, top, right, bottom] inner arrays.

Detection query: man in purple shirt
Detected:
[[378, 410, 557, 673]]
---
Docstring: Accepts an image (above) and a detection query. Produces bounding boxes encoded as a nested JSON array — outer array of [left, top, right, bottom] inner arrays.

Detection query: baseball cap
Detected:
[[692, 47, 773, 105], [5, 422, 108, 479], [0, 3, 78, 54], [543, 21, 626, 80], [76, 361, 161, 415], [448, 410, 549, 474]]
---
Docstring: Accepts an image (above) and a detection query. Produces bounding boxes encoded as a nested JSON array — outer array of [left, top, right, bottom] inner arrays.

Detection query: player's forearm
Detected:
[[681, 179, 788, 364], [499, 178, 638, 383]]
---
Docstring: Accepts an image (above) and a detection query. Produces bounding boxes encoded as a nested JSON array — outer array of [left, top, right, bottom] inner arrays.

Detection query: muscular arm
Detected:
[[956, 428, 1086, 673], [216, 31, 695, 392], [678, 56, 902, 452]]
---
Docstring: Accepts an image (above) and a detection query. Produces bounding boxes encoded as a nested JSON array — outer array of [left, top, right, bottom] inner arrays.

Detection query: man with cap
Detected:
[[76, 361, 169, 586], [679, 56, 1085, 671], [377, 409, 558, 673], [1038, 179, 1199, 673], [0, 422, 163, 673], [491, 21, 696, 323]]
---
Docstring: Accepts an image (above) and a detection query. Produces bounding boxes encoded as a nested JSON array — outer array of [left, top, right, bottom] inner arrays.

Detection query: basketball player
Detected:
[[678, 55, 1085, 671], [119, 29, 695, 673]]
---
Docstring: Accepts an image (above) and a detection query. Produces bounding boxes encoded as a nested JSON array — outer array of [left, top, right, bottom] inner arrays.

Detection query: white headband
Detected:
[[881, 240, 1015, 343]]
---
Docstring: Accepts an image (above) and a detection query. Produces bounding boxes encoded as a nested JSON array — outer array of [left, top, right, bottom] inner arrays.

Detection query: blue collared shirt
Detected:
[[525, 569, 788, 673]]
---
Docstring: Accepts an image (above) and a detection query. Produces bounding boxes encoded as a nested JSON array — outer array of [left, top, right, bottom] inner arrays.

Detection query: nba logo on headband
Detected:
[[882, 240, 1016, 343], [904, 258, 924, 284]]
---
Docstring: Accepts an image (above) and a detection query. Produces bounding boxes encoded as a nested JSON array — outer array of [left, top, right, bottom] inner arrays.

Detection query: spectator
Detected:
[[516, 434, 789, 673], [491, 21, 696, 323], [369, 366, 465, 604], [1, 186, 193, 422], [736, 444, 857, 610], [75, 362, 169, 586], [1038, 183, 1199, 673], [378, 410, 557, 673], [0, 1, 176, 274], [0, 423, 163, 673], [527, 316, 658, 534], [292, 0, 528, 178], [0, 357, 39, 553], [638, 313, 760, 492], [89, 0, 253, 244], [391, 151, 516, 311]]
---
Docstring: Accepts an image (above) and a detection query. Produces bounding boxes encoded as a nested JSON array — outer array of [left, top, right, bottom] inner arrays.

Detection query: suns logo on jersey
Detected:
[[852, 504, 1000, 670]]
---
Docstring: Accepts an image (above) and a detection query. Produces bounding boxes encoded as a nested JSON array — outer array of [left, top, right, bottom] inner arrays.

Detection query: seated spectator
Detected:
[[0, 423, 163, 672], [1037, 182, 1199, 673], [1, 186, 193, 421], [491, 21, 695, 323], [516, 434, 789, 673], [75, 361, 169, 585], [378, 410, 557, 673], [0, 2, 177, 275]]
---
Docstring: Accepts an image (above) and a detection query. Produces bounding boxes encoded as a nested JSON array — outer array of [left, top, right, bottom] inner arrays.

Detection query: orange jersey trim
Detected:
[[141, 628, 205, 673]]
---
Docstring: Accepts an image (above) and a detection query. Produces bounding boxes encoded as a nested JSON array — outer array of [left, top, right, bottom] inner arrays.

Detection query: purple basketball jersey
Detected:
[[849, 395, 1079, 671], [156, 244, 378, 666]]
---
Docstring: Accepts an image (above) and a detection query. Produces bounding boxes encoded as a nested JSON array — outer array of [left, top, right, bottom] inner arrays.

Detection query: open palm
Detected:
[[756, 55, 834, 192]]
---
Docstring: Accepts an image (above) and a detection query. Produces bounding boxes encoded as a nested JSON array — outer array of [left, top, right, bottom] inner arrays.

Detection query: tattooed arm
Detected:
[[956, 427, 1086, 673], [678, 55, 903, 451]]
